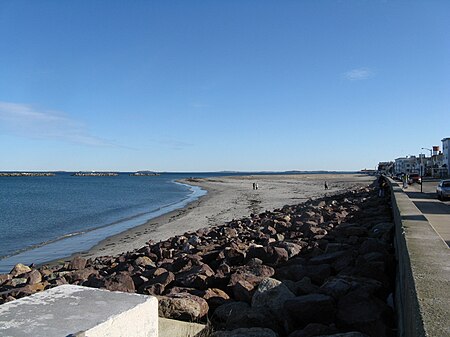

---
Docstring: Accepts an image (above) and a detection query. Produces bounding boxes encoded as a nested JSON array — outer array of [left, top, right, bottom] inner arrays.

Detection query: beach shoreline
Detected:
[[62, 173, 375, 263]]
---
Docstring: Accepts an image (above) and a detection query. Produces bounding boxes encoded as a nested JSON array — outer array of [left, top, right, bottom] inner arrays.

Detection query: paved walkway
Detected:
[[400, 180, 450, 247]]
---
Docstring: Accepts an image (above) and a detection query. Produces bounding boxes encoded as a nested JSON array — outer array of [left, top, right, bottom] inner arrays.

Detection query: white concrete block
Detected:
[[0, 284, 158, 337]]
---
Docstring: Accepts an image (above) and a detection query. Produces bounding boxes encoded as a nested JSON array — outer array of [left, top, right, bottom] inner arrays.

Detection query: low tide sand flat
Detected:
[[81, 174, 374, 260]]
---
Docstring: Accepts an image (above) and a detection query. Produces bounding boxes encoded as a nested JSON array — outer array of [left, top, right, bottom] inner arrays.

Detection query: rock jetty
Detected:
[[0, 185, 396, 337], [0, 172, 55, 177], [71, 172, 119, 176], [129, 171, 160, 176]]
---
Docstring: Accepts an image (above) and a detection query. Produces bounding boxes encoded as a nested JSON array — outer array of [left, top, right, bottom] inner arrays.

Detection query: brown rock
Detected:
[[176, 264, 215, 289], [22, 283, 46, 293], [229, 264, 275, 287], [68, 256, 87, 270], [134, 256, 155, 268], [271, 246, 289, 264], [222, 244, 246, 265], [140, 271, 175, 295], [104, 272, 135, 292], [158, 293, 209, 321], [0, 274, 12, 285], [26, 270, 42, 285], [66, 268, 98, 283]]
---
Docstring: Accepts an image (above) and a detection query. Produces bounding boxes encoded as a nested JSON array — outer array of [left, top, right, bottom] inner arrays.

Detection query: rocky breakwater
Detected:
[[0, 172, 55, 177], [0, 185, 396, 337], [71, 172, 119, 176]]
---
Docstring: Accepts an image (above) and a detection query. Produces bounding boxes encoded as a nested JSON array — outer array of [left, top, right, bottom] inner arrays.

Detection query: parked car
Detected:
[[408, 173, 422, 184], [436, 180, 450, 200]]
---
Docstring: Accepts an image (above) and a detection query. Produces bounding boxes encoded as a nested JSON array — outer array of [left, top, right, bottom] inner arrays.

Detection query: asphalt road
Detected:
[[402, 179, 450, 247]]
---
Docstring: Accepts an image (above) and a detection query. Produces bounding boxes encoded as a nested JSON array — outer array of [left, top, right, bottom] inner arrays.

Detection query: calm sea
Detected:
[[0, 172, 220, 273]]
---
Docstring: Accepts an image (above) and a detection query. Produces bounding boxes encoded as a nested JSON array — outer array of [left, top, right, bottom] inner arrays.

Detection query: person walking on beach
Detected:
[[324, 181, 329, 190], [252, 182, 256, 190], [255, 183, 258, 190]]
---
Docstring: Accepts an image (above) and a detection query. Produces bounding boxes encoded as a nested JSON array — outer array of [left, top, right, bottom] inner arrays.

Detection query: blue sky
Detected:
[[0, 1, 449, 171]]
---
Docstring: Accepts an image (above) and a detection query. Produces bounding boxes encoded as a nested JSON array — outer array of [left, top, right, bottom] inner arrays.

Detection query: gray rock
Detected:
[[252, 278, 295, 312], [252, 278, 296, 332], [9, 277, 28, 287]]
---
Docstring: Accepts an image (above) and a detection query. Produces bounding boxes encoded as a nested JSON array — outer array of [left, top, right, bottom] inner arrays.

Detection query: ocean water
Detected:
[[0, 173, 215, 273]]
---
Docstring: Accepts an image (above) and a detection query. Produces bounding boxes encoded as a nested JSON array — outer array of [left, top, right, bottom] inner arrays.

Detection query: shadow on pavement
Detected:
[[405, 191, 437, 200], [410, 200, 450, 215], [401, 214, 428, 222]]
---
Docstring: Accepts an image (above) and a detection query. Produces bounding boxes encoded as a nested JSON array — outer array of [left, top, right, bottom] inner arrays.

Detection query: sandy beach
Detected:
[[76, 173, 375, 260]]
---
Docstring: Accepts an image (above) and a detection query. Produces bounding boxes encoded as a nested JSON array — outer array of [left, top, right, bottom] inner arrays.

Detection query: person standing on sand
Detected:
[[324, 181, 329, 190], [252, 182, 255, 190], [255, 183, 258, 190]]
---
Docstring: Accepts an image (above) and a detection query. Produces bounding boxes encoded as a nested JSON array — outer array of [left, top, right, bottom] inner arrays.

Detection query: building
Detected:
[[394, 156, 419, 175], [442, 138, 450, 176], [378, 161, 394, 175]]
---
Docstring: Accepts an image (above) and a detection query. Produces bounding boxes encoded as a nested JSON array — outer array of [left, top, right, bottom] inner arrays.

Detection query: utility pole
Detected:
[[421, 148, 432, 193]]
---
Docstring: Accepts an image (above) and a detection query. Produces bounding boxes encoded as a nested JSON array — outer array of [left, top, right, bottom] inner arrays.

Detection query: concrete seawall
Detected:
[[388, 178, 450, 336]]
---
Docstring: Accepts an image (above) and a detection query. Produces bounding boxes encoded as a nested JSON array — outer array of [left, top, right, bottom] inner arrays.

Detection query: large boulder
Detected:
[[140, 270, 175, 295], [10, 263, 31, 277], [228, 264, 275, 302], [284, 294, 336, 330], [68, 256, 87, 270], [104, 272, 135, 293], [26, 270, 42, 285], [134, 256, 156, 268], [251, 278, 296, 334], [190, 288, 231, 312], [158, 293, 209, 321], [211, 301, 266, 331], [176, 263, 215, 289], [336, 290, 390, 337]]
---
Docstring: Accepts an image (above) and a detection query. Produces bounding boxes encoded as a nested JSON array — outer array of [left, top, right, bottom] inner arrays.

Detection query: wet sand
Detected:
[[74, 174, 374, 260]]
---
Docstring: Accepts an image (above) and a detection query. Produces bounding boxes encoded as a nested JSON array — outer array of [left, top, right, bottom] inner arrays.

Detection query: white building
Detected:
[[442, 137, 450, 176], [394, 156, 419, 175]]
